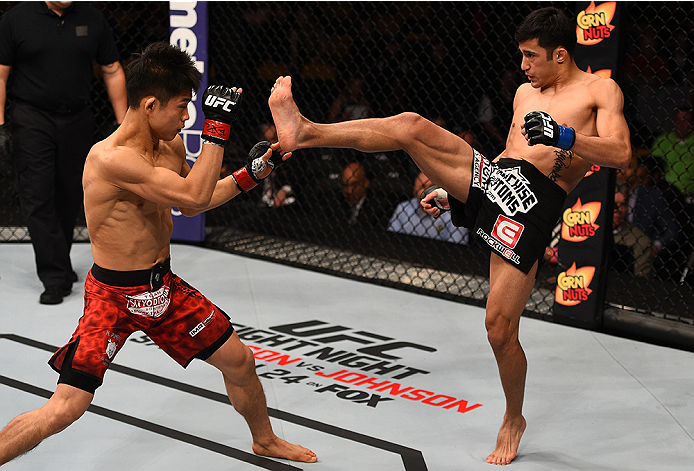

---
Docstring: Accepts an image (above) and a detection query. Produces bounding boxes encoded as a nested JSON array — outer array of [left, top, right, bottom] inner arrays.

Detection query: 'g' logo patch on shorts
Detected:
[[491, 215, 524, 249]]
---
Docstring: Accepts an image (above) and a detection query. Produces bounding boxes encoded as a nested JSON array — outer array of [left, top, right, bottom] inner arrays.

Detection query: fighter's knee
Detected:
[[485, 315, 516, 351], [240, 344, 256, 370], [386, 112, 420, 132], [226, 344, 257, 377], [388, 112, 429, 147], [395, 112, 426, 130], [43, 404, 86, 434]]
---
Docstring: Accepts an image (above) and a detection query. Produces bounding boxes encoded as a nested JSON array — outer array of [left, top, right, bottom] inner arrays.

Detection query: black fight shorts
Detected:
[[450, 150, 567, 274]]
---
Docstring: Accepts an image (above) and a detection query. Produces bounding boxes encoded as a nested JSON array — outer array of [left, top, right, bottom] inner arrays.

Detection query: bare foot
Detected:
[[485, 415, 526, 466], [253, 436, 317, 463], [268, 76, 305, 152]]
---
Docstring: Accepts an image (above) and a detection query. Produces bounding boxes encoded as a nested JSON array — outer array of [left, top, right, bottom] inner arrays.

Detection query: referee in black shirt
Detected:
[[0, 1, 126, 304]]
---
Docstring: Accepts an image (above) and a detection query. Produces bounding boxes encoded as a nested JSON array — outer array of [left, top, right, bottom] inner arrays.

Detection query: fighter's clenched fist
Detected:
[[522, 110, 575, 150], [201, 85, 243, 147]]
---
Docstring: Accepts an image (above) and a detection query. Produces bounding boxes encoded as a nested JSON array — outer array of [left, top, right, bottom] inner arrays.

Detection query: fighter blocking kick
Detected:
[[266, 7, 630, 465], [0, 42, 315, 466]]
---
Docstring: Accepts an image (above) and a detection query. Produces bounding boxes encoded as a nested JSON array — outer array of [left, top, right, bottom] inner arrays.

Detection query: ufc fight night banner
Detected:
[[170, 2, 207, 241], [553, 1, 622, 328]]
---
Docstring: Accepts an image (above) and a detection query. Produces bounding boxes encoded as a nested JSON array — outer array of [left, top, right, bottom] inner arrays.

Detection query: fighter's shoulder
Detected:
[[87, 139, 145, 176], [513, 83, 535, 107], [161, 134, 186, 158], [581, 72, 623, 97], [515, 82, 535, 98], [92, 139, 141, 161]]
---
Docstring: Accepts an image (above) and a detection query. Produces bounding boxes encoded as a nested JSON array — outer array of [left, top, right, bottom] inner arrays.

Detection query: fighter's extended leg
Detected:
[[205, 332, 317, 463], [0, 384, 92, 466], [268, 75, 474, 201], [483, 255, 537, 465]]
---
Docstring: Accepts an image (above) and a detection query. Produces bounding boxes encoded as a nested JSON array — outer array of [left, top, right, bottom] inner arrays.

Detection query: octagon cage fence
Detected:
[[1, 2, 692, 351]]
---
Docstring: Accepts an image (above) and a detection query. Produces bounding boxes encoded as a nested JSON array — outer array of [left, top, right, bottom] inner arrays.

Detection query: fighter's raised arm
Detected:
[[178, 140, 292, 216], [520, 77, 631, 170], [573, 77, 631, 168], [86, 86, 240, 211]]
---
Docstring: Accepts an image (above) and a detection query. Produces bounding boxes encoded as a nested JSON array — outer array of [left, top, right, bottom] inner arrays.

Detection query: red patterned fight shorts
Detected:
[[49, 259, 233, 393]]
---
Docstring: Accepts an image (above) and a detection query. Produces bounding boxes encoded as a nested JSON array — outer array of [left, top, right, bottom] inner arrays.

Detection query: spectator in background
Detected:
[[258, 122, 295, 208], [341, 162, 372, 225], [388, 172, 469, 244], [623, 25, 670, 86], [612, 187, 653, 277], [667, 24, 694, 86], [477, 67, 520, 156], [0, 1, 127, 304], [457, 128, 478, 148], [328, 76, 372, 123], [628, 152, 682, 279], [651, 106, 694, 202]]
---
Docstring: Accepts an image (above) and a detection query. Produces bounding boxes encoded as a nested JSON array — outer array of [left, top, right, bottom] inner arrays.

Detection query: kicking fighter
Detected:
[[267, 7, 630, 465], [0, 42, 315, 466]]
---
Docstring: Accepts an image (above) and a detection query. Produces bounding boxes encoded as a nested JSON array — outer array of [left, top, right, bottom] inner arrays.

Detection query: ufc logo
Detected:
[[541, 114, 554, 138], [491, 215, 524, 248], [204, 95, 234, 112]]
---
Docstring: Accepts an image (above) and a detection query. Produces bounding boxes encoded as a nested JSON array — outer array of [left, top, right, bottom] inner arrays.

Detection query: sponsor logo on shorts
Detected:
[[189, 310, 216, 337], [471, 150, 491, 190], [126, 285, 171, 318], [476, 228, 521, 265], [106, 339, 118, 359], [486, 166, 538, 216], [106, 330, 123, 342], [491, 215, 524, 249]]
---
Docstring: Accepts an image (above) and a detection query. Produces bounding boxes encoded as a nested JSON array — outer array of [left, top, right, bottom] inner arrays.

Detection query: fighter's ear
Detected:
[[143, 96, 157, 113], [555, 46, 569, 64]]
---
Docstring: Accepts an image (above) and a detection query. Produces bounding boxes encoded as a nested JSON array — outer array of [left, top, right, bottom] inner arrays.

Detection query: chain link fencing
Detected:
[[0, 0, 170, 241], [603, 2, 694, 342], [0, 2, 692, 346]]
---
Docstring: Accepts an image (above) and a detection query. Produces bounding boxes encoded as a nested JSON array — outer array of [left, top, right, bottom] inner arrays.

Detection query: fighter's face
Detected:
[[519, 39, 555, 88], [150, 93, 191, 141]]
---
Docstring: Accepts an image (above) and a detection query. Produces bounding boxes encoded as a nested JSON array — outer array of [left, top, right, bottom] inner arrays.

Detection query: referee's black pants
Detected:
[[11, 101, 94, 290]]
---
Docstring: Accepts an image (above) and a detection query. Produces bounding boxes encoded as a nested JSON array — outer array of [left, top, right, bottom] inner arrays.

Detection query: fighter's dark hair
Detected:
[[515, 7, 576, 59], [126, 42, 202, 108]]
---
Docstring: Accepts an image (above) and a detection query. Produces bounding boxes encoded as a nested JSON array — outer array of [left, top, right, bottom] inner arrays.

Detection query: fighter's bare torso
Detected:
[[83, 134, 186, 270], [503, 71, 607, 194]]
